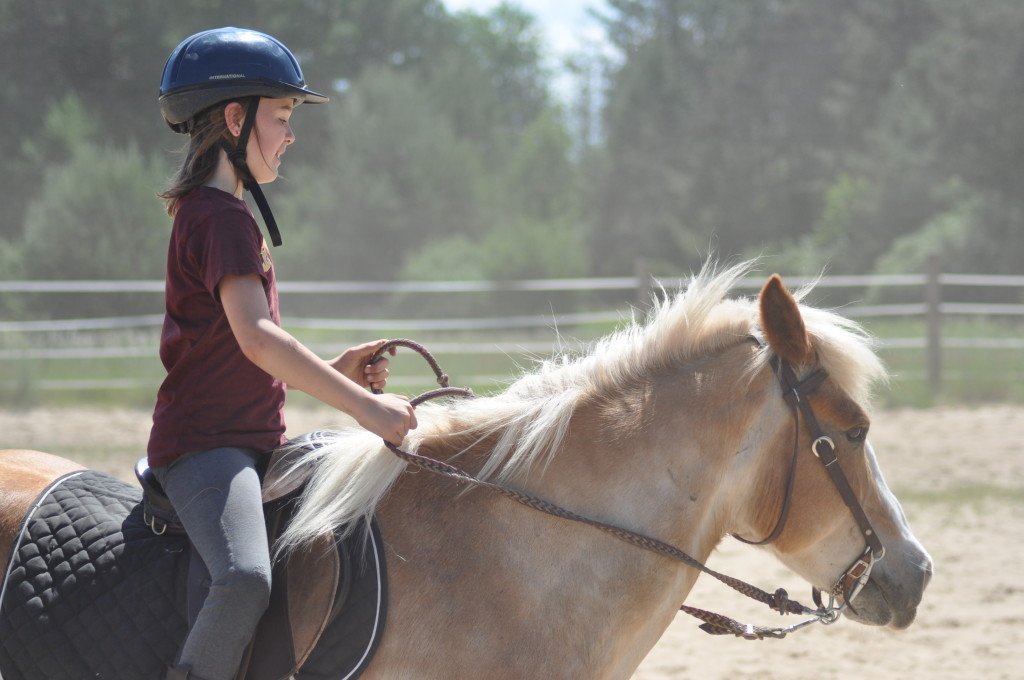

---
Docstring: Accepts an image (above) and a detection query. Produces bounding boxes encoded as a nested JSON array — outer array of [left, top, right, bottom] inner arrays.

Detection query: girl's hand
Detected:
[[331, 339, 395, 391], [357, 393, 417, 445]]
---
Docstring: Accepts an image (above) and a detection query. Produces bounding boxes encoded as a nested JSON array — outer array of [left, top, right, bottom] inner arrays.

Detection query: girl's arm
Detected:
[[220, 273, 416, 444]]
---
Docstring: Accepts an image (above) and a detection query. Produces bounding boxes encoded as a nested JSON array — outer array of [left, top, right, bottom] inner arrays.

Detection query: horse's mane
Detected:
[[270, 259, 887, 559]]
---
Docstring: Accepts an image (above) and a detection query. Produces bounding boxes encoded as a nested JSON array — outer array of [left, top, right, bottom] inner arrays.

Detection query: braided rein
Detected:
[[369, 339, 846, 640]]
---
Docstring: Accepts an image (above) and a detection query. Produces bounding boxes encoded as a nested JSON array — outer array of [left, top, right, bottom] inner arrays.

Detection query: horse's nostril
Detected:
[[921, 557, 934, 589]]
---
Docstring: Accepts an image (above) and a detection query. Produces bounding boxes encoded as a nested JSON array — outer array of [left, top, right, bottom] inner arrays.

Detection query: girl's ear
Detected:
[[759, 274, 814, 364], [223, 101, 245, 137]]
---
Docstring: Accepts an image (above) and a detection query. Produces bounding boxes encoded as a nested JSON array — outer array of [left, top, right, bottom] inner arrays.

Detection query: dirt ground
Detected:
[[2, 405, 1022, 679]]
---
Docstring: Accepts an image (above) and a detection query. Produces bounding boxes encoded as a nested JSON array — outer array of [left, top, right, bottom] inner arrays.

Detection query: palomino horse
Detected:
[[0, 263, 932, 679]]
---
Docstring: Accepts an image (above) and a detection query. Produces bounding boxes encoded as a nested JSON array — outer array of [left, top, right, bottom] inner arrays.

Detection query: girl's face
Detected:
[[245, 97, 296, 184]]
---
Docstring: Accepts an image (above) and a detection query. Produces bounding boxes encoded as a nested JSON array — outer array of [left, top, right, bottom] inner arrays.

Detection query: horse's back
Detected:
[[0, 450, 85, 571]]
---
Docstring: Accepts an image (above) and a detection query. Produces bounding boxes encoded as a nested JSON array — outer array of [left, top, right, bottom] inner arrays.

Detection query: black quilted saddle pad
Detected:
[[0, 470, 188, 680], [0, 466, 389, 680]]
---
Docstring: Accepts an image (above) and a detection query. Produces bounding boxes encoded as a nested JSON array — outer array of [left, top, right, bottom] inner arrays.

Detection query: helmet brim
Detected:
[[159, 80, 328, 129]]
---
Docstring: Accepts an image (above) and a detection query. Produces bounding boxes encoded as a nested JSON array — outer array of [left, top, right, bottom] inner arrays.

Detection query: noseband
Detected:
[[734, 348, 886, 612]]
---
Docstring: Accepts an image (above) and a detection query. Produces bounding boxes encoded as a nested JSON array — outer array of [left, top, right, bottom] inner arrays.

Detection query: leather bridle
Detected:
[[734, 347, 886, 612], [370, 338, 887, 639]]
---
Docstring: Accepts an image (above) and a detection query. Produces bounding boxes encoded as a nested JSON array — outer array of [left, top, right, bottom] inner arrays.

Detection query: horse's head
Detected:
[[739, 274, 932, 629]]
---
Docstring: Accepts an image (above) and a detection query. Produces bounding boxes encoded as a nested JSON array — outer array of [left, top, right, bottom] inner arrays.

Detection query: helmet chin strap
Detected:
[[220, 95, 283, 247]]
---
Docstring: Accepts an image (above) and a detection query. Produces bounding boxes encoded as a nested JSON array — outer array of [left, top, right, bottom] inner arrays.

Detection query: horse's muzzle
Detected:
[[844, 551, 933, 629]]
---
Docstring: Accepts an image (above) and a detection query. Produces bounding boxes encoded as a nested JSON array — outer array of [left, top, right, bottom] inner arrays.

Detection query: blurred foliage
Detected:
[[18, 142, 167, 279], [592, 0, 1024, 276], [274, 65, 492, 280], [1, 0, 1023, 306]]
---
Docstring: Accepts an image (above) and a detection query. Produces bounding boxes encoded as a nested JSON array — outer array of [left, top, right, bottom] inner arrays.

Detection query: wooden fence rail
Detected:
[[2, 259, 1022, 391]]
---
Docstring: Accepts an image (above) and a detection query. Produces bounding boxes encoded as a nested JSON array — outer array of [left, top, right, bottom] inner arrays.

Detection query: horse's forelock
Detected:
[[801, 306, 889, 407]]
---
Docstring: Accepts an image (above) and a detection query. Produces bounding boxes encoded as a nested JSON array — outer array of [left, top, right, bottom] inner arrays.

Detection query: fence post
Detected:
[[634, 259, 652, 306], [925, 253, 942, 393]]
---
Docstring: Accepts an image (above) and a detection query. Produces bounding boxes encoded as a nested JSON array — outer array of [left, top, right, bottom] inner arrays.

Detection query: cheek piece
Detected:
[[220, 95, 283, 247]]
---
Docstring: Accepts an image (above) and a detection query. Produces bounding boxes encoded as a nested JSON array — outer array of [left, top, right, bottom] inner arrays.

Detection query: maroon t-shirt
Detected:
[[147, 186, 286, 467]]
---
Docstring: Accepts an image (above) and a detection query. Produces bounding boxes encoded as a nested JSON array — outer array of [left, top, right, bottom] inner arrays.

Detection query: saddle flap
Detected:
[[288, 534, 344, 667], [241, 532, 343, 680]]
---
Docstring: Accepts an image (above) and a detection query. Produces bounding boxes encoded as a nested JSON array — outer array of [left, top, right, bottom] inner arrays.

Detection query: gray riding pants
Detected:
[[153, 447, 272, 680]]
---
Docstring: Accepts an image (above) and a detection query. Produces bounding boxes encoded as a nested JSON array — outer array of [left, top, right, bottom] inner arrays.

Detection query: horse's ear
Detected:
[[759, 274, 813, 364]]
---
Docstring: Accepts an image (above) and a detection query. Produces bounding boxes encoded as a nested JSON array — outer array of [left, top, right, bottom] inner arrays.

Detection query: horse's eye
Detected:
[[846, 426, 868, 443]]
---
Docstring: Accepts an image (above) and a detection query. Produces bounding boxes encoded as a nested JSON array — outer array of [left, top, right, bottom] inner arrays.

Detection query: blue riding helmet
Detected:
[[159, 26, 328, 134], [158, 27, 328, 246]]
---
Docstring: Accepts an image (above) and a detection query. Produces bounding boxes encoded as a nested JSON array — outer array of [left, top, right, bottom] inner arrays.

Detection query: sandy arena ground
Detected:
[[2, 405, 1022, 679]]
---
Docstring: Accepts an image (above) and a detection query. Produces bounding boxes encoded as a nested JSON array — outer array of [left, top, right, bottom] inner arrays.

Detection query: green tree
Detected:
[[501, 110, 580, 224], [275, 4, 575, 284], [590, 0, 1024, 276], [17, 143, 167, 279], [0, 0, 453, 242], [275, 66, 491, 282], [7, 91, 167, 291], [426, 3, 551, 146], [10, 142, 168, 318]]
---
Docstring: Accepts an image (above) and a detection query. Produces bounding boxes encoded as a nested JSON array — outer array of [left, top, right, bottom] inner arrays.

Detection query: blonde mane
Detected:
[[270, 259, 888, 558]]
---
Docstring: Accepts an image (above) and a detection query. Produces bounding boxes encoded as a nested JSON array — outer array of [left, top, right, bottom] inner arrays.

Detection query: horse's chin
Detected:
[[841, 581, 918, 629]]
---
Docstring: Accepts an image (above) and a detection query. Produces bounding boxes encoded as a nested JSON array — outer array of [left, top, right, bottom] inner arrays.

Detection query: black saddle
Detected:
[[0, 433, 388, 680]]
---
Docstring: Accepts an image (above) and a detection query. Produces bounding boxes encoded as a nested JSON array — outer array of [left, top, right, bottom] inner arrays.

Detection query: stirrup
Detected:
[[135, 458, 185, 535]]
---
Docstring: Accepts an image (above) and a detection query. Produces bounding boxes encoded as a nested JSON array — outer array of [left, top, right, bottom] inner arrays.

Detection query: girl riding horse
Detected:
[[151, 27, 416, 680]]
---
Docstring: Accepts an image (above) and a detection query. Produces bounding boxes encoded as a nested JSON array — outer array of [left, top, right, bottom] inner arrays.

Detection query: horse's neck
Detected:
[[532, 346, 768, 552], [530, 363, 768, 663], [512, 349, 774, 668]]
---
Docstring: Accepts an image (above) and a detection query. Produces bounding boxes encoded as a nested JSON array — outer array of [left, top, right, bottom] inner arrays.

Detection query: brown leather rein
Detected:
[[369, 337, 885, 640]]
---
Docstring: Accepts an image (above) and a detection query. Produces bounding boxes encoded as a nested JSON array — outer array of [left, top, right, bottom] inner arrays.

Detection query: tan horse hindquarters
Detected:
[[0, 450, 84, 571]]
